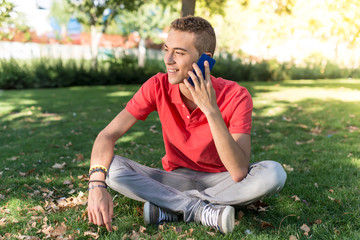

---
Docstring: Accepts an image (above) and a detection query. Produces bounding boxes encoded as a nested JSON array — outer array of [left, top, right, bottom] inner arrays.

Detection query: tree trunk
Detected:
[[181, 0, 196, 17], [90, 25, 102, 69]]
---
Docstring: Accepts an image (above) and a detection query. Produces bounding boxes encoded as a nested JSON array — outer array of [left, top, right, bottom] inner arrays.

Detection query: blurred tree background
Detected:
[[1, 0, 360, 89]]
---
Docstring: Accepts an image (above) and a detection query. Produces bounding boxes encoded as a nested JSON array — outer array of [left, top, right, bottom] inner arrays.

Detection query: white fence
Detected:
[[0, 41, 164, 60]]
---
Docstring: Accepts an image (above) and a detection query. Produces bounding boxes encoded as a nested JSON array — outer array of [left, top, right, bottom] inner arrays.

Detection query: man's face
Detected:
[[164, 30, 199, 85]]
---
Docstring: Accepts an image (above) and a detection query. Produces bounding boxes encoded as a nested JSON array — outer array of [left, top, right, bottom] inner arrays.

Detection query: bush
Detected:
[[1, 55, 359, 90]]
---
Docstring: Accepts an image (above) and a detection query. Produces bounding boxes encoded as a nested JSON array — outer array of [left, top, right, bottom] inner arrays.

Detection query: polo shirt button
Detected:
[[182, 105, 185, 108], [186, 116, 190, 119]]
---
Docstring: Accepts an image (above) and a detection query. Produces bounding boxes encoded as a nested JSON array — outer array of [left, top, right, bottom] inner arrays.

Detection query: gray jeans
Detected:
[[106, 155, 287, 222]]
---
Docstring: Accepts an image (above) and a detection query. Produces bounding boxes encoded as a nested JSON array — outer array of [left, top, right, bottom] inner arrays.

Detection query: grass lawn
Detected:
[[1, 79, 359, 239]]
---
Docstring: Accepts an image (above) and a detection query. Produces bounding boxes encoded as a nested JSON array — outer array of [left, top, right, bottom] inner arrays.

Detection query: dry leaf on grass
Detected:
[[75, 153, 84, 161], [84, 231, 99, 239], [291, 195, 301, 202], [52, 162, 66, 169], [300, 224, 310, 235], [289, 235, 298, 240], [238, 210, 245, 221], [296, 139, 315, 145]]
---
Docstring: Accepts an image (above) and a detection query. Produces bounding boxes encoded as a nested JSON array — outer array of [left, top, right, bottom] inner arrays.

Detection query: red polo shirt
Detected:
[[125, 72, 253, 172]]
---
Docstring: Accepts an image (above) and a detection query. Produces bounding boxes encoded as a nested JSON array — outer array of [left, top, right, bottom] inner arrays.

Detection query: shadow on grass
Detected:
[[0, 84, 359, 238]]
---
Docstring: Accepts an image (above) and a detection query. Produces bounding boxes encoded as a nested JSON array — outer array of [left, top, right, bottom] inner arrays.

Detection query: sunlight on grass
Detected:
[[107, 91, 134, 97], [257, 87, 360, 102], [116, 131, 145, 143], [0, 99, 38, 115], [252, 79, 360, 117]]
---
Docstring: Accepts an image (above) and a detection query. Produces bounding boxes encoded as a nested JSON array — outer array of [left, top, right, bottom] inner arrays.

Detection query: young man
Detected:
[[87, 16, 286, 234]]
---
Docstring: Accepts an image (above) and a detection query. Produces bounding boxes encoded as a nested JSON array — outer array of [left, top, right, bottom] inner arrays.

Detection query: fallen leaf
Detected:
[[282, 164, 294, 172], [52, 222, 67, 236], [129, 230, 140, 240], [328, 196, 341, 203], [238, 210, 244, 221], [206, 231, 216, 236], [296, 139, 315, 145], [300, 224, 310, 233], [139, 226, 146, 233], [149, 125, 158, 133], [282, 116, 292, 122], [63, 180, 72, 185], [16, 235, 40, 240], [289, 235, 298, 240], [262, 144, 274, 151], [84, 231, 99, 239], [75, 153, 84, 161], [30, 206, 45, 213], [52, 162, 66, 169], [261, 221, 275, 229], [0, 218, 6, 226], [348, 126, 359, 132], [291, 195, 301, 202], [314, 183, 319, 188], [297, 124, 308, 129], [7, 156, 18, 161], [170, 226, 182, 233]]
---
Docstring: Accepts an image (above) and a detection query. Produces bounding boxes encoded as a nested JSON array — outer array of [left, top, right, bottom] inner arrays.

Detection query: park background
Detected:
[[1, 0, 359, 239]]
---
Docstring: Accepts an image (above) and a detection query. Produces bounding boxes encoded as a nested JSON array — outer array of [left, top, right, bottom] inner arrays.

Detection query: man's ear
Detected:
[[204, 52, 213, 58]]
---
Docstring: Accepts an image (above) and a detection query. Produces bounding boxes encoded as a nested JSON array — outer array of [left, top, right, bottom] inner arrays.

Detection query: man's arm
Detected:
[[205, 111, 251, 182], [88, 109, 138, 231], [185, 62, 251, 182]]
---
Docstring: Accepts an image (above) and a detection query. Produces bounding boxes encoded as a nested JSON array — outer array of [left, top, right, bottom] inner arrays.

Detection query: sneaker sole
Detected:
[[143, 201, 151, 225], [220, 206, 235, 234]]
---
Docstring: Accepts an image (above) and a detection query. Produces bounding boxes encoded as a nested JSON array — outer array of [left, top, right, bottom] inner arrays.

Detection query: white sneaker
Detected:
[[195, 203, 235, 234], [143, 201, 178, 225]]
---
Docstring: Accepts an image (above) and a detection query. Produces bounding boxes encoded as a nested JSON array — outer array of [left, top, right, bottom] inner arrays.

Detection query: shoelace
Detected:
[[201, 204, 220, 229], [158, 208, 178, 223]]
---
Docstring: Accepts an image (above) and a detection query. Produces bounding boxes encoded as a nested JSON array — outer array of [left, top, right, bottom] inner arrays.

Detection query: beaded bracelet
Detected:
[[88, 165, 108, 178], [88, 185, 107, 191]]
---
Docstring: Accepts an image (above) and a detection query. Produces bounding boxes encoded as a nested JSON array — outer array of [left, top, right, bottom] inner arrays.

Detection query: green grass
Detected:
[[1, 79, 360, 239]]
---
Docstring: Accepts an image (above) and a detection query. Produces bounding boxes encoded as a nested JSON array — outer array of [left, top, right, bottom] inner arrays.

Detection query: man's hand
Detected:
[[87, 187, 114, 232], [184, 61, 218, 116]]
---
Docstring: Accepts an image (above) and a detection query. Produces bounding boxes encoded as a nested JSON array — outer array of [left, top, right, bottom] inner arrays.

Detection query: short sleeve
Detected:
[[228, 87, 253, 134], [125, 77, 157, 120]]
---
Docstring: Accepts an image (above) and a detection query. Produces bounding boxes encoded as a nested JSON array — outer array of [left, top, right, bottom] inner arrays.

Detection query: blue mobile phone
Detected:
[[187, 53, 216, 86]]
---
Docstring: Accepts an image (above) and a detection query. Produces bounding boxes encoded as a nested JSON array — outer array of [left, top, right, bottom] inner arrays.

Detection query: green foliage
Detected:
[[115, 2, 177, 41], [66, 0, 145, 28], [50, 0, 72, 26], [1, 56, 360, 90], [0, 0, 15, 24]]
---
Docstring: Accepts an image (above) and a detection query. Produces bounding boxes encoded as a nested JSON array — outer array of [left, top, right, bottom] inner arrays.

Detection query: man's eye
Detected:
[[176, 51, 184, 55]]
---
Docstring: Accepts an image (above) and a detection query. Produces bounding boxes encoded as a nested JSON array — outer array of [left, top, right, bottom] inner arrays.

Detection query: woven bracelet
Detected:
[[88, 185, 107, 191]]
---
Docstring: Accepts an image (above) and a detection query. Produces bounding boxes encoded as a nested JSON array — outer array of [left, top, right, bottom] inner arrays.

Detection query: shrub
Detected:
[[0, 55, 359, 90]]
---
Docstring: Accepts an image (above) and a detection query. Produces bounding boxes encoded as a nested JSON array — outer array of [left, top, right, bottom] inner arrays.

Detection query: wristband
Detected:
[[88, 180, 107, 185], [88, 185, 107, 191]]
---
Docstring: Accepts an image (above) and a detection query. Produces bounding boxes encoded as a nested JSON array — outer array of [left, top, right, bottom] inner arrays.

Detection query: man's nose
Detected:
[[165, 52, 175, 64]]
